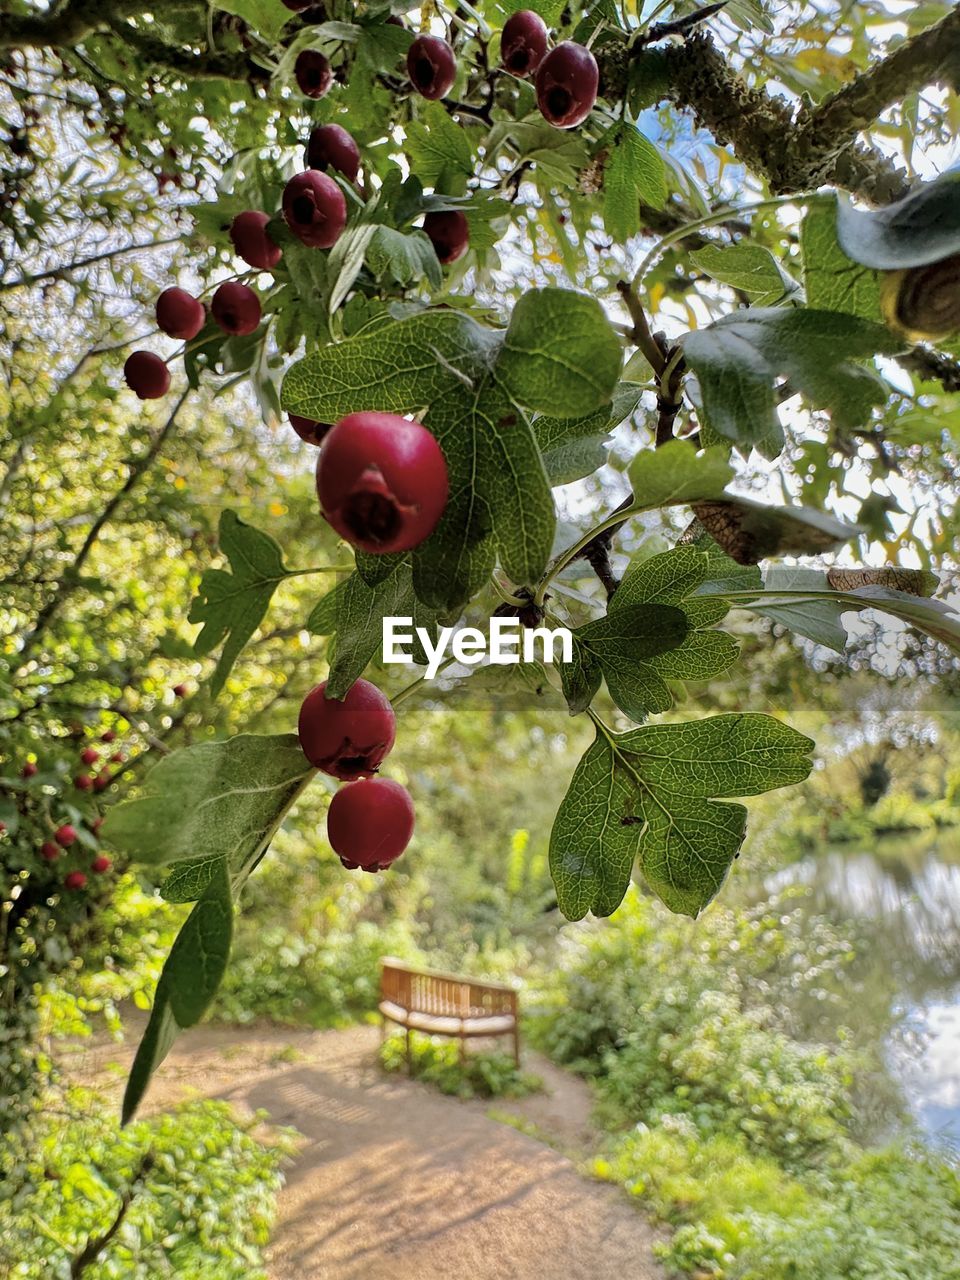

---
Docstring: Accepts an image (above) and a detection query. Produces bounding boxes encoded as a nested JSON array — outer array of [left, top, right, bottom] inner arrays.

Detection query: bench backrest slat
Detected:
[[381, 958, 518, 1019]]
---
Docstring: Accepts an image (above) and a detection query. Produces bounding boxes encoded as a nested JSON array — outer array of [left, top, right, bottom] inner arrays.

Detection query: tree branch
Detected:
[[896, 346, 960, 394]]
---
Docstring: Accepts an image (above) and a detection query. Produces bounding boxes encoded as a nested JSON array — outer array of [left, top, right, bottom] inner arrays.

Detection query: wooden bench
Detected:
[[379, 958, 520, 1069]]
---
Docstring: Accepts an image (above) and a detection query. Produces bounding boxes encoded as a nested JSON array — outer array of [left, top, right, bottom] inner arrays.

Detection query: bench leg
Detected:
[[459, 1031, 467, 1066], [512, 1023, 520, 1068], [405, 1026, 412, 1075]]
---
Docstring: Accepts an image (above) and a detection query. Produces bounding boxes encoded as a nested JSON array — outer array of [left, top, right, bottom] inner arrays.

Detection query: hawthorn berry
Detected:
[[110, 753, 124, 764], [41, 841, 60, 861], [101, 730, 117, 743], [230, 211, 282, 271], [124, 351, 171, 400], [327, 777, 415, 872], [172, 683, 188, 697], [21, 761, 37, 778], [0, 821, 5, 833], [289, 414, 333, 446], [80, 747, 99, 766], [282, 171, 347, 249], [55, 824, 77, 848], [407, 34, 456, 100], [211, 282, 261, 336], [64, 871, 87, 890], [91, 855, 111, 873], [423, 210, 470, 264], [501, 10, 549, 77], [535, 41, 598, 128], [298, 678, 396, 780], [91, 816, 105, 834], [316, 412, 448, 555], [306, 123, 360, 182], [93, 775, 110, 793], [75, 773, 94, 791], [156, 287, 205, 340], [295, 49, 333, 98]]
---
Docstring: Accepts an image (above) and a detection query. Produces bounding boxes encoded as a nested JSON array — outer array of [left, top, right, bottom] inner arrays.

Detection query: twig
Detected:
[[69, 1152, 154, 1278]]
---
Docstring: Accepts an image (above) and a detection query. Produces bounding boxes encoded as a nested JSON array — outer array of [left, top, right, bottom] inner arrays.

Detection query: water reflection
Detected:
[[765, 833, 960, 1151]]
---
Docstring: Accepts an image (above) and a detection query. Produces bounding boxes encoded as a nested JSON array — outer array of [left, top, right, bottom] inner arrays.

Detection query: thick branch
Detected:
[[806, 8, 960, 147], [897, 346, 960, 394]]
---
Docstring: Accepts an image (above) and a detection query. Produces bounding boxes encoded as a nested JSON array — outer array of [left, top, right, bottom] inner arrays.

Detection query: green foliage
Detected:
[[380, 1033, 541, 1100], [0, 1092, 295, 1278], [603, 124, 667, 241]]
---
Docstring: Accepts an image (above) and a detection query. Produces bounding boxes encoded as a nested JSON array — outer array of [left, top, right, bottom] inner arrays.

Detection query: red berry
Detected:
[[306, 123, 360, 182], [21, 761, 38, 778], [230, 211, 282, 270], [407, 35, 456, 100], [93, 775, 110, 793], [501, 10, 549, 77], [91, 856, 111, 873], [80, 747, 99, 765], [289, 414, 332, 446], [91, 817, 105, 833], [156, 287, 205, 340], [0, 821, 5, 833], [55, 824, 77, 848], [295, 49, 333, 98], [211, 282, 261, 336], [316, 412, 448, 554], [282, 0, 311, 9], [298, 678, 396, 780], [101, 730, 117, 743], [74, 773, 94, 791], [41, 841, 60, 861], [282, 171, 347, 249], [535, 42, 598, 128], [110, 753, 124, 764], [124, 351, 171, 400], [172, 683, 188, 697], [64, 871, 87, 890], [327, 777, 414, 872], [423, 210, 470, 264]]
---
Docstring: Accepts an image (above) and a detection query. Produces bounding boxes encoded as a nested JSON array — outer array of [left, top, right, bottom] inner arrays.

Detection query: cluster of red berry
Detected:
[[297, 678, 414, 873]]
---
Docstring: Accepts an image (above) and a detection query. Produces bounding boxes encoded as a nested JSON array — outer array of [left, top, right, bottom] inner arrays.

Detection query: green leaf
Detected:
[[628, 440, 734, 507], [327, 224, 377, 316], [102, 734, 313, 895], [550, 714, 814, 921], [122, 862, 233, 1124], [405, 102, 475, 195], [534, 383, 644, 484], [306, 563, 439, 697], [836, 169, 960, 270], [801, 198, 883, 322], [691, 243, 796, 306], [572, 602, 689, 722], [753, 567, 848, 652], [188, 511, 293, 697], [214, 0, 291, 42], [284, 292, 622, 609], [604, 124, 667, 241], [498, 288, 623, 419], [367, 225, 442, 289], [683, 308, 901, 458]]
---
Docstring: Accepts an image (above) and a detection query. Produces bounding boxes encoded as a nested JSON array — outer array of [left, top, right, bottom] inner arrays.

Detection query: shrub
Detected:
[[380, 1033, 541, 1099]]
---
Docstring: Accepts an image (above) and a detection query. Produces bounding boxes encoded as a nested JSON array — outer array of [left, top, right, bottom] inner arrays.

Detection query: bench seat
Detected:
[[379, 1000, 516, 1037]]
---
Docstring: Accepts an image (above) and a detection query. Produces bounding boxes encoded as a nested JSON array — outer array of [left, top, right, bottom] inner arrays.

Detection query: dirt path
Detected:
[[68, 1021, 666, 1280]]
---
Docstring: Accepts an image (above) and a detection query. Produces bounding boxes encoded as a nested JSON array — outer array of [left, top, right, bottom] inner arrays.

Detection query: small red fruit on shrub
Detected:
[[306, 123, 360, 182], [75, 773, 94, 791], [124, 351, 171, 400], [55, 824, 77, 848], [282, 171, 347, 249], [110, 752, 124, 764], [298, 678, 396, 780], [501, 10, 548, 77], [156, 287, 205, 340], [230, 211, 282, 270], [0, 821, 5, 833], [91, 856, 111, 873], [101, 730, 117, 743], [173, 683, 188, 697], [535, 41, 598, 128], [91, 817, 105, 834], [64, 871, 87, 890], [41, 841, 60, 861], [295, 49, 333, 98], [211, 282, 261, 336], [21, 761, 37, 778], [316, 412, 448, 554], [80, 747, 99, 766], [423, 210, 470, 264], [93, 775, 110, 792], [289, 414, 332, 446], [327, 777, 414, 871], [407, 35, 456, 100]]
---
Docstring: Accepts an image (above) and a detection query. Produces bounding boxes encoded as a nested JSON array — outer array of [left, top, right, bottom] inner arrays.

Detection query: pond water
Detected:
[[766, 829, 960, 1154]]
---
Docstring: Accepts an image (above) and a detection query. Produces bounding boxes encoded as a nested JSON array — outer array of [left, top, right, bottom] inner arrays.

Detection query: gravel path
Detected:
[[69, 1021, 666, 1280]]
